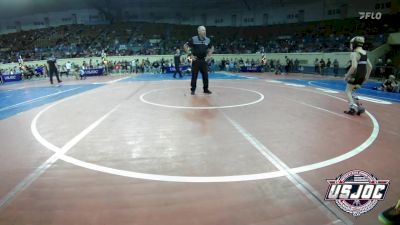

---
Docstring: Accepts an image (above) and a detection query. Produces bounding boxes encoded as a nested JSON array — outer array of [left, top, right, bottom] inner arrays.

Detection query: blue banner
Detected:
[[1, 73, 22, 82], [83, 68, 104, 76], [165, 66, 190, 73], [240, 66, 262, 72]]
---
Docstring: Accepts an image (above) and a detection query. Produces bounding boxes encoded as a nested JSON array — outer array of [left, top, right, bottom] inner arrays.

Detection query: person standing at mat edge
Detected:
[[46, 55, 62, 85], [343, 36, 372, 115], [173, 48, 183, 78], [184, 25, 214, 95]]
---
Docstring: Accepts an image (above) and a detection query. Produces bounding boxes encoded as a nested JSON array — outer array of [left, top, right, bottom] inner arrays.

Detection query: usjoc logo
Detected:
[[359, 12, 382, 19], [325, 170, 389, 216]]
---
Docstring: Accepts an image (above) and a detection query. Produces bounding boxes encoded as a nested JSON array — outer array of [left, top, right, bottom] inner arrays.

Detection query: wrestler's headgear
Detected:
[[350, 36, 365, 50]]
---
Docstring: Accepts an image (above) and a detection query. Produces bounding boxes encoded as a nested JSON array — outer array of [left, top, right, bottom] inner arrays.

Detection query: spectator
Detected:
[[319, 58, 326, 75], [380, 75, 399, 92], [326, 58, 331, 73], [333, 59, 339, 76], [79, 65, 87, 80], [375, 58, 384, 78], [284, 56, 290, 74], [152, 60, 161, 74], [131, 59, 136, 73], [314, 58, 319, 74], [65, 61, 72, 77], [275, 60, 282, 75], [0, 69, 3, 85], [173, 48, 182, 78], [384, 59, 395, 79]]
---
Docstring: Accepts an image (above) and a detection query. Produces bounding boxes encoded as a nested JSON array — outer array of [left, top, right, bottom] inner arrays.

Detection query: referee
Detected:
[[184, 26, 214, 95], [46, 55, 62, 85]]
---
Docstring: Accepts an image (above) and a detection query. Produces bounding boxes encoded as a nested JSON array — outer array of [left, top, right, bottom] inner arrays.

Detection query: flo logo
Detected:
[[359, 12, 382, 19], [325, 170, 389, 216]]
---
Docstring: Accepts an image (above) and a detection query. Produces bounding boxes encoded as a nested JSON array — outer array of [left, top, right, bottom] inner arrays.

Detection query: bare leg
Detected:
[[345, 83, 356, 106]]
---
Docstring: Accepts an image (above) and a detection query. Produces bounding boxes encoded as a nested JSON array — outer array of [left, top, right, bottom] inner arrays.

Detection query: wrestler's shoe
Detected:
[[356, 106, 365, 115], [344, 108, 356, 115], [344, 104, 357, 115], [353, 97, 365, 116]]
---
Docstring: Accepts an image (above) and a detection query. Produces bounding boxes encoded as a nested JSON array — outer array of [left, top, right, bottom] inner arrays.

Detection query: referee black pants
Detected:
[[191, 59, 209, 92], [173, 64, 182, 77], [49, 69, 61, 84]]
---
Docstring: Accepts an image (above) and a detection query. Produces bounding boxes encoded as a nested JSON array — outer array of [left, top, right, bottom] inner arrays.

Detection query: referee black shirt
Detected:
[[174, 53, 181, 66], [187, 36, 213, 59], [47, 57, 57, 71]]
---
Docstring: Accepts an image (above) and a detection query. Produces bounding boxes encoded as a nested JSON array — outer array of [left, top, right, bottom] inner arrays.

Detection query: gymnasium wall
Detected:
[[0, 9, 105, 34], [0, 52, 351, 70]]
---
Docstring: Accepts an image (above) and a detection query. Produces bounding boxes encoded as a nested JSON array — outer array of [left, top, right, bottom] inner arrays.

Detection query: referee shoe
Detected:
[[204, 89, 212, 94]]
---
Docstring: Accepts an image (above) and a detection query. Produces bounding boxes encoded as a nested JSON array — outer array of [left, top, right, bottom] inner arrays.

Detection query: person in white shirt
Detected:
[[18, 55, 24, 68], [65, 61, 72, 77]]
